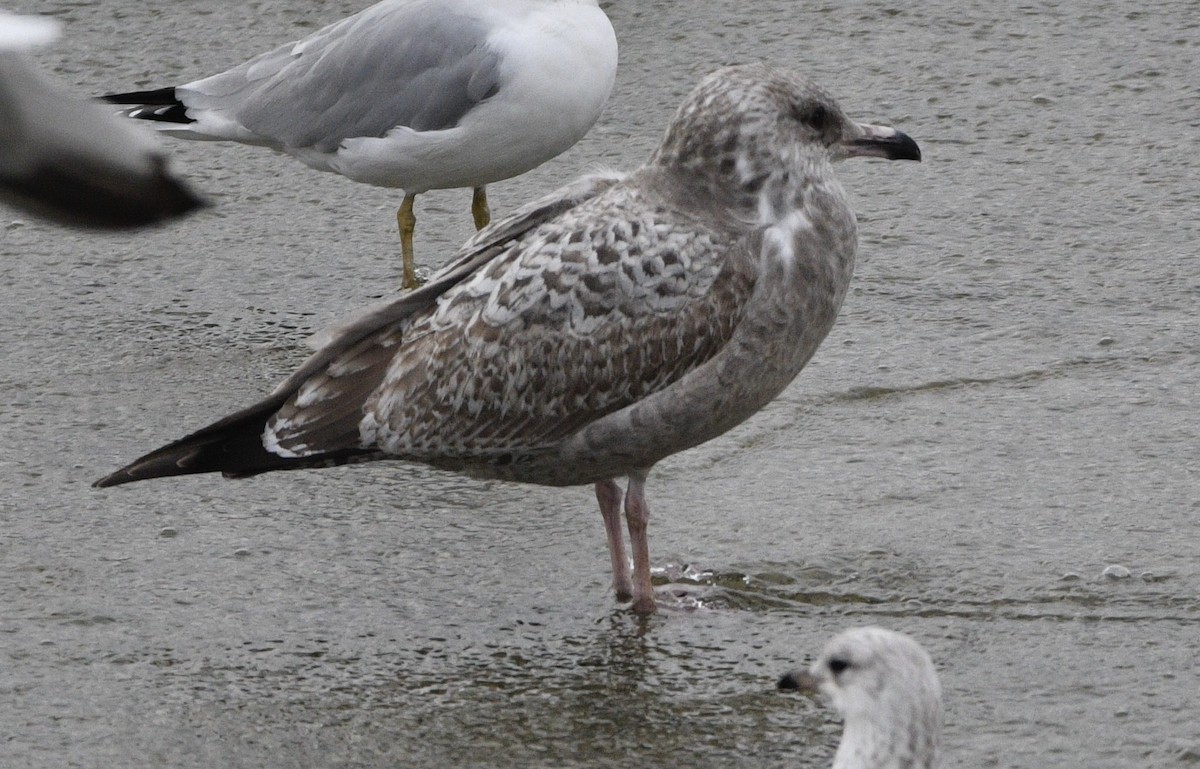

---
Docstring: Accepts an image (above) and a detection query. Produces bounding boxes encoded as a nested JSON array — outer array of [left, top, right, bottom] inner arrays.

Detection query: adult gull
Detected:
[[102, 0, 618, 288], [0, 11, 203, 228], [94, 63, 921, 614], [779, 627, 943, 769]]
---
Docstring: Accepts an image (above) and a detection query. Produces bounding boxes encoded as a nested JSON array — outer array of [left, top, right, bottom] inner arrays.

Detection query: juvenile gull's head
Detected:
[[779, 627, 943, 769], [649, 63, 919, 196]]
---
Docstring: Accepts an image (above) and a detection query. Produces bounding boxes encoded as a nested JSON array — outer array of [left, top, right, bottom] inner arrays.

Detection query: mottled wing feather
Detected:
[[297, 171, 625, 364], [262, 171, 625, 454], [188, 0, 500, 150], [267, 328, 404, 456], [266, 176, 760, 463]]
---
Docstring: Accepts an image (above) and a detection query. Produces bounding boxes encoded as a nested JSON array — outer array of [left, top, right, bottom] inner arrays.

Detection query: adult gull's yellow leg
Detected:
[[397, 192, 418, 290], [471, 186, 491, 230]]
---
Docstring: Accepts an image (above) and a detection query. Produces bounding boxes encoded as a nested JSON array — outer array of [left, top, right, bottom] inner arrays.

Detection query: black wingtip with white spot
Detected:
[[101, 87, 193, 124]]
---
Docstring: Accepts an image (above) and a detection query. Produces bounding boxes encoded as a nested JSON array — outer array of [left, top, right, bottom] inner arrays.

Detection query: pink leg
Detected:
[[595, 479, 633, 601], [624, 472, 657, 614]]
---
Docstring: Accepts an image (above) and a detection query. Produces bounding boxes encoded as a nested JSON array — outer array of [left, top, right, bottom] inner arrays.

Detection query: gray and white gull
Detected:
[[779, 627, 943, 769], [95, 63, 921, 614], [0, 11, 202, 228], [102, 0, 617, 288]]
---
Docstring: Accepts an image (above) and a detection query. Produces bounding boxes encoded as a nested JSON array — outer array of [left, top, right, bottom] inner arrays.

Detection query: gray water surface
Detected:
[[2, 1, 1198, 767]]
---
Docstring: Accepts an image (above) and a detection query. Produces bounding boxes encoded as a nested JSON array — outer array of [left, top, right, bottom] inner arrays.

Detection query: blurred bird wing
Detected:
[[0, 12, 60, 50]]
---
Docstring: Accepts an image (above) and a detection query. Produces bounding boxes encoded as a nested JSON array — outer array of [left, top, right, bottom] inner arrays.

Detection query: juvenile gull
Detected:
[[779, 627, 943, 769], [102, 0, 618, 287], [94, 63, 921, 614], [0, 11, 203, 228]]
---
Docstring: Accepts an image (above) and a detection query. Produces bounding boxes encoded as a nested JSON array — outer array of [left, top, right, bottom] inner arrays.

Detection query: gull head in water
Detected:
[[779, 627, 942, 769]]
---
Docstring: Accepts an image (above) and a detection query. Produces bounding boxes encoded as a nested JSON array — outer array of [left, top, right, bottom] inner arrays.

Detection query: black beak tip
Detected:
[[778, 671, 803, 691], [894, 131, 922, 162], [848, 129, 922, 162]]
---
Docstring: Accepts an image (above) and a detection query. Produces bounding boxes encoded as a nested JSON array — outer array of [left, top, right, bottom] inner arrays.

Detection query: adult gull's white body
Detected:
[[94, 63, 921, 614], [103, 0, 618, 287], [779, 627, 943, 769], [0, 11, 203, 228]]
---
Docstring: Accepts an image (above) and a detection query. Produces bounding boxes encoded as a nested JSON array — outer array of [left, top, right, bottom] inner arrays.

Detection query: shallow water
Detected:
[[2, 0, 1198, 767]]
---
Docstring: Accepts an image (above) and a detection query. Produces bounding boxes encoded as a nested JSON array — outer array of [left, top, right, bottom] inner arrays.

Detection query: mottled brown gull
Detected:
[[94, 63, 921, 614], [779, 627, 943, 769], [101, 0, 618, 288]]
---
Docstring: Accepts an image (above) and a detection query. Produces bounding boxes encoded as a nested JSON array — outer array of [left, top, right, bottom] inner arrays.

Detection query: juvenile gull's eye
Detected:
[[791, 102, 831, 133]]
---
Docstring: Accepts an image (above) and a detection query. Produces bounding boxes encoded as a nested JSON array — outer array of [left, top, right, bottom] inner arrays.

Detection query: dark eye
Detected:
[[791, 102, 831, 132], [828, 657, 850, 675]]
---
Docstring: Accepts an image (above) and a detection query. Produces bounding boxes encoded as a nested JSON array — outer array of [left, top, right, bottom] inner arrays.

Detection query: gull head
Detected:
[[779, 627, 943, 769], [649, 63, 919, 200]]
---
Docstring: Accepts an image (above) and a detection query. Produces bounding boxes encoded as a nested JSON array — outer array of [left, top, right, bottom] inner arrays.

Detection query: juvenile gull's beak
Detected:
[[846, 122, 922, 162]]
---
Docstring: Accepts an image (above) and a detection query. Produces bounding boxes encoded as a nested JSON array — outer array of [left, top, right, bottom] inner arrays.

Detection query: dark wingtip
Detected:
[[92, 443, 204, 488], [101, 87, 192, 124], [1, 156, 207, 230], [93, 470, 133, 489], [101, 86, 179, 105], [91, 400, 382, 490], [144, 158, 210, 223]]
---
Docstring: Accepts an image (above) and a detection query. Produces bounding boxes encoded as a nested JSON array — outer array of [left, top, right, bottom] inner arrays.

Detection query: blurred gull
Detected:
[[94, 63, 920, 614], [0, 11, 203, 228], [779, 627, 943, 769], [103, 0, 618, 288]]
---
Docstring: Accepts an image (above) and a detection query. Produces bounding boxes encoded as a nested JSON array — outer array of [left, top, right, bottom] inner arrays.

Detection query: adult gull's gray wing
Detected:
[[184, 0, 502, 150]]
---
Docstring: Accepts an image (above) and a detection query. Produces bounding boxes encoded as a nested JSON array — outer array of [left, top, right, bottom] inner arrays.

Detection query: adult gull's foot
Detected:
[[779, 627, 943, 769], [0, 11, 204, 228], [101, 0, 618, 288], [93, 63, 921, 614]]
